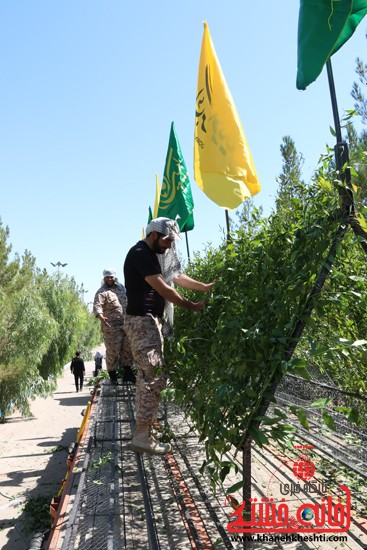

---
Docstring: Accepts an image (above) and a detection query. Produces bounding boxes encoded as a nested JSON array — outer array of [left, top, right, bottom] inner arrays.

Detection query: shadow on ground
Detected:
[[1, 409, 89, 549]]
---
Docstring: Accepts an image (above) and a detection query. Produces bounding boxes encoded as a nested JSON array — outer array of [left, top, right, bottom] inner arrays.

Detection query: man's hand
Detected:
[[98, 314, 111, 328], [187, 299, 207, 312], [145, 274, 209, 312], [202, 282, 216, 292]]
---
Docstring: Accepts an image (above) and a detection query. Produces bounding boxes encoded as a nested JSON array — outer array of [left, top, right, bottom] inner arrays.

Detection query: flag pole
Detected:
[[326, 59, 343, 143], [225, 209, 231, 243], [184, 231, 191, 262], [326, 59, 367, 257], [326, 59, 354, 215]]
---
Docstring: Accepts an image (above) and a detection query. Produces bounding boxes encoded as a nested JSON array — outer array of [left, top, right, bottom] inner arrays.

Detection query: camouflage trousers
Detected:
[[102, 321, 133, 372], [124, 314, 167, 425]]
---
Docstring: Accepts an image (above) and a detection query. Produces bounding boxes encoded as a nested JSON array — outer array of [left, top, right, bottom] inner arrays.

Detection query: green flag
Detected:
[[147, 206, 153, 224], [157, 122, 195, 232], [297, 0, 367, 90]]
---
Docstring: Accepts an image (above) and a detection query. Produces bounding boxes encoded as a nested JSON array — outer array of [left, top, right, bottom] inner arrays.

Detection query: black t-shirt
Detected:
[[124, 240, 165, 317]]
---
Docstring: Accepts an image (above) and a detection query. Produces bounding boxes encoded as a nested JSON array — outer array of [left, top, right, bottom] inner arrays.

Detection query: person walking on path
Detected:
[[93, 268, 135, 385], [93, 350, 104, 376], [70, 351, 86, 392], [124, 217, 215, 455]]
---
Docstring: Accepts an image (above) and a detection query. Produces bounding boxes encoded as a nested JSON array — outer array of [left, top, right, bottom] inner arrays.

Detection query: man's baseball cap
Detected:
[[103, 268, 117, 277], [146, 217, 181, 240]]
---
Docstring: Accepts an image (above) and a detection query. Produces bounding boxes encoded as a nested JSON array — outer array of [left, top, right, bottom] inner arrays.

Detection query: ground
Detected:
[[0, 348, 102, 550]]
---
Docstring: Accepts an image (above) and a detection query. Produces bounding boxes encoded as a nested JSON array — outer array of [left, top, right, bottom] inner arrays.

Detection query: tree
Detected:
[[275, 136, 305, 213], [165, 131, 367, 487], [0, 220, 100, 419], [352, 56, 367, 124]]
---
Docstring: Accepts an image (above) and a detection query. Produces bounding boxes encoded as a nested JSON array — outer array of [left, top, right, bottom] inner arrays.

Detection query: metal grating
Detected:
[[56, 378, 367, 550]]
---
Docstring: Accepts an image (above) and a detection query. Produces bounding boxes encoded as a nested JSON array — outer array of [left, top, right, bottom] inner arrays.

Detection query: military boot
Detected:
[[108, 370, 118, 385], [130, 422, 171, 455], [122, 366, 136, 385]]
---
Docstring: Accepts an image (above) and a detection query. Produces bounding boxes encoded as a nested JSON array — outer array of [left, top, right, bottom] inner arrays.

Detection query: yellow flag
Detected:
[[194, 22, 261, 209], [153, 173, 161, 218]]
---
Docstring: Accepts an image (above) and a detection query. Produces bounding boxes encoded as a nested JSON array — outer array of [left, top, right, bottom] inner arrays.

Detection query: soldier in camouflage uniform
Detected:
[[93, 268, 135, 385], [124, 218, 215, 455]]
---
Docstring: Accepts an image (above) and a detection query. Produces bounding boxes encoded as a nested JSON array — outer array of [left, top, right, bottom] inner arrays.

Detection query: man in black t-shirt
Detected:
[[124, 217, 215, 455]]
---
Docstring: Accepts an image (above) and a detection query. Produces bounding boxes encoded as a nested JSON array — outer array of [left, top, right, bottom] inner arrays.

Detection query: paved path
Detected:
[[1, 349, 366, 550], [0, 347, 104, 550]]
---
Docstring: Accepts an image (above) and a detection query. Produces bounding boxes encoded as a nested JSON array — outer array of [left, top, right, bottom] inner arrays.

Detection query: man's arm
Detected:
[[173, 273, 215, 292], [145, 274, 206, 312], [93, 290, 111, 327]]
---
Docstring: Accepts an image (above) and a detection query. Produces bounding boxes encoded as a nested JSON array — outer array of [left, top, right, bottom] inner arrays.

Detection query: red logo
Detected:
[[226, 445, 351, 534], [292, 455, 316, 481]]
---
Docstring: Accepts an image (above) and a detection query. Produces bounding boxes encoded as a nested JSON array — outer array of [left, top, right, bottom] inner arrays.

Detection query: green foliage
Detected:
[[352, 56, 367, 125], [86, 369, 109, 386], [0, 219, 101, 419], [37, 273, 100, 380], [23, 495, 51, 532], [166, 133, 367, 487], [88, 451, 112, 472]]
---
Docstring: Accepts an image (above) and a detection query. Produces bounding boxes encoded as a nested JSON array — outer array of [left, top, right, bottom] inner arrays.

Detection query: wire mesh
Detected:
[[57, 378, 367, 550], [275, 373, 367, 477]]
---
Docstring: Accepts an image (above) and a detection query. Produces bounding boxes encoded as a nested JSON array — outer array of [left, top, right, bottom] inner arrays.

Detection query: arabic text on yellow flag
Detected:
[[194, 22, 261, 210]]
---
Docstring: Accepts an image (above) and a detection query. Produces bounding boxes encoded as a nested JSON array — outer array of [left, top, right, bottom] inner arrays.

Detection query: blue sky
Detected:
[[0, 1, 366, 305]]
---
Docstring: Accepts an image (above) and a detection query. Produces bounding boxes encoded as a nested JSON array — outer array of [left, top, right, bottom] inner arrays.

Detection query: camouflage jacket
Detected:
[[93, 281, 127, 322]]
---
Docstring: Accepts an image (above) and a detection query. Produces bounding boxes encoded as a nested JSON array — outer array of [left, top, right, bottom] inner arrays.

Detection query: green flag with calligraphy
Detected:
[[297, 0, 367, 90], [157, 122, 194, 232]]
